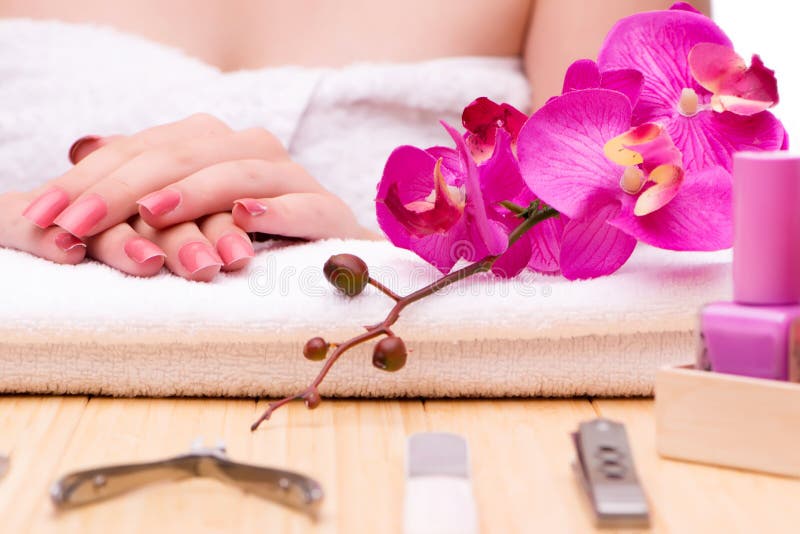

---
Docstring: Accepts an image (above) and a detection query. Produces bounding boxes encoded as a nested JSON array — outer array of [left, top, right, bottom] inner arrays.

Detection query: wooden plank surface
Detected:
[[0, 396, 797, 533]]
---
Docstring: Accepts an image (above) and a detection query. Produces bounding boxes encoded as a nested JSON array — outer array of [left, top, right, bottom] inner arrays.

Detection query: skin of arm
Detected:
[[524, 0, 711, 110]]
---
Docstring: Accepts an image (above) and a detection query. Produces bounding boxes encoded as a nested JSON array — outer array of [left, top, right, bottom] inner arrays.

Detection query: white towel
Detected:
[[0, 241, 730, 397], [0, 19, 730, 397]]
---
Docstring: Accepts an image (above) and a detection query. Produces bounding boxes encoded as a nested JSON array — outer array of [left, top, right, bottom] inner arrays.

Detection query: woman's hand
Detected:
[[15, 114, 374, 281]]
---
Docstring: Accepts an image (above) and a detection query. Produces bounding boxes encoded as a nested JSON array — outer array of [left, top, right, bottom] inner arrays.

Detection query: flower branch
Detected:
[[250, 204, 558, 430]]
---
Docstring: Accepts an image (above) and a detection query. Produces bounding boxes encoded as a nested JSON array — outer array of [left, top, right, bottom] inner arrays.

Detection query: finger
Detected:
[[22, 113, 232, 228], [0, 192, 86, 264], [137, 159, 321, 228], [198, 212, 255, 272], [55, 128, 286, 238], [69, 135, 125, 165], [232, 192, 373, 240], [85, 221, 165, 277], [132, 219, 223, 282]]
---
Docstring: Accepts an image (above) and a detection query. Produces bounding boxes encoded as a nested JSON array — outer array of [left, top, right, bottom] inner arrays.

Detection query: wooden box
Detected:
[[655, 365, 800, 478]]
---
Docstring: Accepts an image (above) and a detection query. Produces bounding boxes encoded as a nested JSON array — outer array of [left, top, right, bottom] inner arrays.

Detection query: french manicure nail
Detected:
[[53, 194, 108, 237], [234, 198, 268, 216], [22, 187, 70, 228], [137, 189, 182, 217], [124, 237, 166, 264], [217, 233, 255, 266], [178, 241, 223, 274], [68, 135, 102, 165], [55, 232, 86, 252]]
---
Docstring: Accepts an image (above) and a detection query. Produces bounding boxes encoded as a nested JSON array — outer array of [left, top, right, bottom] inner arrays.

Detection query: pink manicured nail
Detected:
[[55, 232, 86, 252], [22, 187, 70, 228], [178, 241, 223, 274], [53, 194, 108, 237], [137, 189, 182, 217], [234, 198, 267, 216], [68, 135, 101, 165], [217, 233, 255, 266], [124, 237, 166, 264]]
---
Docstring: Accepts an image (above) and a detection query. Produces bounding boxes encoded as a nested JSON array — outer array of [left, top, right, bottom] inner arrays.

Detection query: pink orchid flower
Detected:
[[479, 128, 564, 277], [561, 59, 644, 107], [462, 97, 527, 163], [376, 122, 507, 274], [461, 98, 564, 276], [517, 89, 733, 279], [596, 2, 786, 172]]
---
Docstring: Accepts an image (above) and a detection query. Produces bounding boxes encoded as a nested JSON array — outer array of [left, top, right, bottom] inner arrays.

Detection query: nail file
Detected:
[[571, 418, 650, 529], [404, 433, 478, 534]]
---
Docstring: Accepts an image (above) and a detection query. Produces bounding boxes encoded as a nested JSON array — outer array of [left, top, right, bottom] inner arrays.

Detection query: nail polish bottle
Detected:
[[698, 152, 800, 381]]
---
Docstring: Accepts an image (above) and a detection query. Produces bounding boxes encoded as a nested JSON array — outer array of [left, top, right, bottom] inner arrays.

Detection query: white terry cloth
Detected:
[[0, 241, 729, 397], [0, 19, 729, 397]]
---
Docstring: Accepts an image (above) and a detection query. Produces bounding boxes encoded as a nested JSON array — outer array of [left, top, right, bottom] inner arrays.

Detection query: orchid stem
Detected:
[[250, 205, 560, 430], [367, 277, 402, 301]]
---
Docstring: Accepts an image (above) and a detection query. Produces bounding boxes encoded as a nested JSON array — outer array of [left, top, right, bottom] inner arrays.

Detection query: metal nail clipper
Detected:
[[49, 438, 324, 517], [571, 419, 650, 529]]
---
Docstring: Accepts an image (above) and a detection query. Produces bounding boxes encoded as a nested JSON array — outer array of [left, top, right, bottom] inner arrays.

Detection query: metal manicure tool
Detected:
[[49, 438, 324, 517], [571, 419, 650, 529], [404, 432, 479, 534]]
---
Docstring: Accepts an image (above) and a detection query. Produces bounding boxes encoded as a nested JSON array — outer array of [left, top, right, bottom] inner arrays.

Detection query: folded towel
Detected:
[[0, 241, 730, 397]]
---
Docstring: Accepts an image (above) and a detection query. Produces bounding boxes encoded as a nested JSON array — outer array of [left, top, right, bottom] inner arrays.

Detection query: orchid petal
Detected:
[[491, 230, 533, 278], [598, 8, 732, 124], [410, 222, 473, 274], [426, 146, 463, 183], [527, 216, 565, 273], [610, 166, 733, 250], [462, 97, 527, 163], [667, 109, 785, 172], [689, 44, 778, 115], [480, 129, 528, 206], [562, 59, 601, 93], [442, 121, 508, 256], [633, 164, 684, 216], [559, 204, 637, 280], [518, 89, 632, 219], [670, 2, 702, 14], [600, 68, 644, 107], [604, 123, 660, 165]]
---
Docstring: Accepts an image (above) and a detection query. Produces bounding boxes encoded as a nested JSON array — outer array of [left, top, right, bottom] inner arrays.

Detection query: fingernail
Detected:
[[234, 198, 267, 216], [137, 189, 182, 217], [55, 232, 86, 252], [124, 237, 166, 264], [68, 135, 102, 165], [178, 241, 223, 274], [53, 194, 108, 237], [22, 187, 70, 228], [217, 233, 255, 266]]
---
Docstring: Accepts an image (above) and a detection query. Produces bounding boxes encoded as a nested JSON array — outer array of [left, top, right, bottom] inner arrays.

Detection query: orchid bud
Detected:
[[304, 388, 322, 409], [372, 336, 407, 372], [323, 254, 369, 296], [303, 337, 329, 361]]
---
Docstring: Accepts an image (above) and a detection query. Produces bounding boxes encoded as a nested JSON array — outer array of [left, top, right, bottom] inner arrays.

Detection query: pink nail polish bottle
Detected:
[[698, 152, 800, 381]]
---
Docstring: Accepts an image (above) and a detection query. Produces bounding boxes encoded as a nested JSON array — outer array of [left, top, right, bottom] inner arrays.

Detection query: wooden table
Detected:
[[0, 396, 797, 533]]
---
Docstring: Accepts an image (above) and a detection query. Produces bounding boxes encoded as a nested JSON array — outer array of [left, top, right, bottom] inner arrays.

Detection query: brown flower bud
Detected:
[[303, 337, 329, 361], [304, 388, 322, 409], [372, 336, 408, 372], [323, 254, 369, 296]]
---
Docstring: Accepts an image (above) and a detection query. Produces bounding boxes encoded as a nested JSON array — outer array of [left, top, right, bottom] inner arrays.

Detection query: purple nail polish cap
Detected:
[[733, 151, 800, 305]]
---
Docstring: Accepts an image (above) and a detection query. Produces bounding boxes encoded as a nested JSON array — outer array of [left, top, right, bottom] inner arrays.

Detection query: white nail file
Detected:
[[404, 432, 478, 534]]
